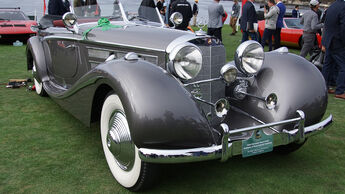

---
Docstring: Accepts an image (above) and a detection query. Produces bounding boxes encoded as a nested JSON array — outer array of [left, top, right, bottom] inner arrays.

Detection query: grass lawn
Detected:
[[1, 26, 344, 193]]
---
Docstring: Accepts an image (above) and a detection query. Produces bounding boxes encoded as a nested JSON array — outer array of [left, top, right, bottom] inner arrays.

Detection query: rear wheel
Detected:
[[32, 60, 47, 96], [100, 94, 156, 191]]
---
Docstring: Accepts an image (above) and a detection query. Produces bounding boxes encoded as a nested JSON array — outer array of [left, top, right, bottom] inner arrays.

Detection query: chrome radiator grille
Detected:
[[187, 45, 226, 115]]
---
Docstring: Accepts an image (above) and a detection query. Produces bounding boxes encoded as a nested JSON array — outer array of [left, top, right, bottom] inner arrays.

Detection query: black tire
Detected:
[[100, 93, 157, 191], [274, 139, 307, 154], [32, 59, 47, 96], [298, 36, 304, 48]]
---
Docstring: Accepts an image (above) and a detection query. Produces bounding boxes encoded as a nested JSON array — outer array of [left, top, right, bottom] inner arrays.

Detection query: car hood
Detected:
[[0, 20, 36, 25], [79, 23, 193, 52]]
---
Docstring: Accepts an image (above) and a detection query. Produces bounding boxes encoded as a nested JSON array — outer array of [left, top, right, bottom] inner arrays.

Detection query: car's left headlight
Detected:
[[169, 43, 202, 80]]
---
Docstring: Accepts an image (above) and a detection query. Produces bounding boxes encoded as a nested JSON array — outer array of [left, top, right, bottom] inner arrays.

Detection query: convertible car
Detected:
[[258, 17, 322, 48], [26, 0, 332, 191], [0, 7, 37, 43]]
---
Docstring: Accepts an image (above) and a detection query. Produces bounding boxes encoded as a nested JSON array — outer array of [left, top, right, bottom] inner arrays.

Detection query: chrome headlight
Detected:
[[169, 43, 202, 80], [220, 63, 238, 84], [234, 40, 264, 75], [170, 12, 183, 26]]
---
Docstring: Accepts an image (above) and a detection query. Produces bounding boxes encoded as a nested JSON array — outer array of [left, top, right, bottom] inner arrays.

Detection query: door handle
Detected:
[[66, 44, 77, 49]]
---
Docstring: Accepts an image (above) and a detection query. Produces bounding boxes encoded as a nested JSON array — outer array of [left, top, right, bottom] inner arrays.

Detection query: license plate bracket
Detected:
[[242, 130, 273, 158]]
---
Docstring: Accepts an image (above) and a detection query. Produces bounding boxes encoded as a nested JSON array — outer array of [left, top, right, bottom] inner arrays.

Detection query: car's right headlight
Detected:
[[234, 40, 264, 75], [169, 43, 202, 80]]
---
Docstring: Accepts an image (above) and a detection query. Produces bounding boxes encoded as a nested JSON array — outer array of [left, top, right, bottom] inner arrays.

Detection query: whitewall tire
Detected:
[[32, 60, 47, 96], [100, 93, 156, 191]]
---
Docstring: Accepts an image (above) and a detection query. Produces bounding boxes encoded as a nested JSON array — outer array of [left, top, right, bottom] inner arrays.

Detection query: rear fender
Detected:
[[26, 36, 48, 82], [228, 52, 328, 132]]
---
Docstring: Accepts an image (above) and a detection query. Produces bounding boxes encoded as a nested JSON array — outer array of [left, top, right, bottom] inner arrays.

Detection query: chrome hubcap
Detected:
[[106, 111, 135, 171]]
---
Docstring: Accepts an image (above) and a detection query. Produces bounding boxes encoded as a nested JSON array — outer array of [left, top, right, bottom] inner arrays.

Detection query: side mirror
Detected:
[[169, 12, 183, 28], [62, 12, 78, 32]]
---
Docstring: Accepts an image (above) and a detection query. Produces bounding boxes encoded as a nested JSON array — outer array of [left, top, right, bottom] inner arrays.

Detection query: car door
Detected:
[[43, 30, 84, 89], [281, 18, 303, 47]]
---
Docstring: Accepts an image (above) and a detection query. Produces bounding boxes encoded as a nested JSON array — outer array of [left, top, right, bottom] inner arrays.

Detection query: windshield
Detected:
[[71, 0, 163, 25], [284, 18, 303, 29], [0, 11, 28, 21]]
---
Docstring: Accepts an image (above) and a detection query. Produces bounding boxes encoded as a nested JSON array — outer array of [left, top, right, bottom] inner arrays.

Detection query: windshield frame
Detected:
[[70, 0, 165, 27]]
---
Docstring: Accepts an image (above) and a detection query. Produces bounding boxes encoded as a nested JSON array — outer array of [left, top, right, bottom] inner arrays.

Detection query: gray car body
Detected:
[[26, 18, 327, 149]]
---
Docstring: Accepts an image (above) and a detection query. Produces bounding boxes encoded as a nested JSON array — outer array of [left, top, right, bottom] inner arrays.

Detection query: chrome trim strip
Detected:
[[184, 77, 222, 87], [44, 76, 102, 99], [155, 7, 165, 27], [138, 114, 333, 163], [118, 2, 129, 23], [43, 36, 166, 52], [86, 46, 159, 63], [43, 36, 83, 41], [229, 117, 302, 135], [139, 145, 223, 163], [166, 34, 208, 53], [304, 114, 333, 136]]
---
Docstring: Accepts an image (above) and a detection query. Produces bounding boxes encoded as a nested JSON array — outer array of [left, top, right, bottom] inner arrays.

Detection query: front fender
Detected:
[[95, 59, 219, 149], [26, 36, 49, 82], [228, 52, 328, 132]]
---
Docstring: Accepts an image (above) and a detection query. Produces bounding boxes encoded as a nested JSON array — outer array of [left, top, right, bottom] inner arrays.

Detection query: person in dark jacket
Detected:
[[240, 0, 258, 42], [48, 0, 70, 16], [157, 0, 164, 12], [292, 5, 299, 18], [170, 0, 193, 30], [321, 0, 345, 99], [274, 0, 285, 49]]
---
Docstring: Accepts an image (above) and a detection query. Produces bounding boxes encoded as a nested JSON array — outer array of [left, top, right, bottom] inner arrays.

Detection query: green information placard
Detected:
[[242, 130, 273, 158]]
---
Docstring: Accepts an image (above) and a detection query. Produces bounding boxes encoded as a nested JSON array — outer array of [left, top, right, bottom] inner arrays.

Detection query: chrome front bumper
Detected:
[[138, 111, 333, 163]]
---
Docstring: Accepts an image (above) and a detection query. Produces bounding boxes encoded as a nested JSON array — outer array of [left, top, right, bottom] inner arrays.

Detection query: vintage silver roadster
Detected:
[[26, 0, 332, 191]]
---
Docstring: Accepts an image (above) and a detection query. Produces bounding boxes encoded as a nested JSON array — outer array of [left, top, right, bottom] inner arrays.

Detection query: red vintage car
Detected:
[[0, 8, 37, 43], [257, 17, 322, 48]]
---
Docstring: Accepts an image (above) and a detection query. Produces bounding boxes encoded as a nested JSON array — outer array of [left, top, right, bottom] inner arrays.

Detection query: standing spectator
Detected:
[[300, 0, 323, 58], [207, 0, 225, 41], [261, 0, 279, 51], [157, 0, 164, 12], [192, 0, 199, 27], [321, 0, 345, 99], [229, 0, 241, 36], [157, 0, 166, 19], [274, 0, 285, 49], [292, 5, 299, 18], [240, 0, 258, 42], [156, 0, 164, 14], [170, 0, 193, 30], [48, 0, 70, 16]]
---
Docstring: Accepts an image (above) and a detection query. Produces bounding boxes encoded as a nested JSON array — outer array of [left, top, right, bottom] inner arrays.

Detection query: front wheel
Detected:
[[100, 94, 156, 191]]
